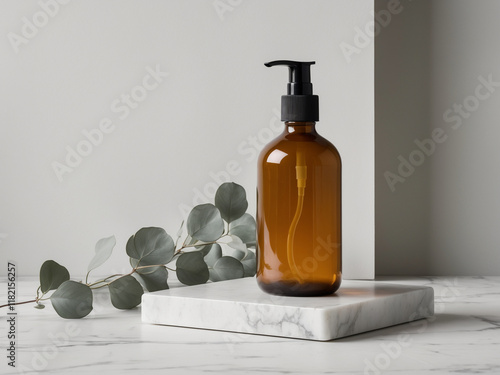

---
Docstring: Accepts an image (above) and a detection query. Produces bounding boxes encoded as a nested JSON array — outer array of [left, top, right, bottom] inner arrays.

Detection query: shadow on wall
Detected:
[[375, 0, 432, 275]]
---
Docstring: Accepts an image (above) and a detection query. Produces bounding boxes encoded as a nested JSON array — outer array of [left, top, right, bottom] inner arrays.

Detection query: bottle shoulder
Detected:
[[258, 131, 341, 166]]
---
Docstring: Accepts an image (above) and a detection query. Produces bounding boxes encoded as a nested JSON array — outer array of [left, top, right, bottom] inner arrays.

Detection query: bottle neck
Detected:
[[285, 121, 317, 134]]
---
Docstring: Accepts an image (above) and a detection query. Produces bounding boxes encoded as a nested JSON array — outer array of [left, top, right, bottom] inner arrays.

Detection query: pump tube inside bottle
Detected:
[[287, 151, 307, 283]]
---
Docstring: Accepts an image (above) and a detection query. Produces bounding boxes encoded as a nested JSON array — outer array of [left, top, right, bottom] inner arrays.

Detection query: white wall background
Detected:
[[0, 0, 374, 278], [376, 0, 500, 275]]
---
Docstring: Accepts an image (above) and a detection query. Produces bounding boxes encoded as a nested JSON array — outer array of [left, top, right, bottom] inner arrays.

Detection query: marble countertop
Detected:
[[1, 276, 499, 374]]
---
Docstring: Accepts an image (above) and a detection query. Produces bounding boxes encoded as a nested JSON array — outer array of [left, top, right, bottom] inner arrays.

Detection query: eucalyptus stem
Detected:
[[87, 279, 110, 288], [87, 273, 124, 287], [175, 237, 225, 254], [36, 290, 48, 304], [135, 264, 167, 270], [89, 283, 111, 290], [102, 273, 124, 282], [0, 299, 37, 308]]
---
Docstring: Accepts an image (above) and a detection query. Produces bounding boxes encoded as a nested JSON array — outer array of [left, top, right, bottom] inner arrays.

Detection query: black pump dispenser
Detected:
[[264, 60, 319, 122]]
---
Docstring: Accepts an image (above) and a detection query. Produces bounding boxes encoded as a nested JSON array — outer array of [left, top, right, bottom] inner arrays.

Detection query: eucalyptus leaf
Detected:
[[34, 303, 45, 309], [229, 213, 256, 246], [214, 182, 248, 223], [176, 252, 209, 285], [198, 244, 213, 256], [186, 204, 224, 242], [242, 248, 256, 261], [241, 250, 257, 277], [50, 281, 93, 319], [39, 260, 70, 294], [208, 269, 220, 282], [130, 257, 139, 268], [224, 248, 246, 261], [87, 235, 116, 273], [185, 235, 198, 246], [109, 275, 144, 309], [225, 236, 247, 261], [176, 220, 184, 238], [203, 244, 222, 268], [135, 266, 169, 292], [210, 256, 244, 282], [227, 235, 247, 252], [126, 227, 175, 267]]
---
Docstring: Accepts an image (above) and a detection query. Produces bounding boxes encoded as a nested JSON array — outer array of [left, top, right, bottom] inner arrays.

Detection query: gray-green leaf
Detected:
[[50, 281, 93, 319], [108, 275, 144, 309], [34, 303, 45, 309], [210, 256, 245, 282], [135, 266, 169, 292], [215, 182, 248, 223], [40, 260, 70, 294], [226, 235, 247, 260], [241, 250, 257, 277], [176, 252, 209, 285], [186, 204, 224, 242], [229, 213, 256, 246], [129, 257, 139, 268], [198, 244, 213, 256], [126, 227, 175, 267], [87, 235, 116, 273], [203, 244, 222, 267], [176, 220, 184, 238]]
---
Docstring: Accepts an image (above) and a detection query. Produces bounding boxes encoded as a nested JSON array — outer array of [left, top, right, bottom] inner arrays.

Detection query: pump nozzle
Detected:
[[264, 60, 315, 95], [264, 60, 319, 122]]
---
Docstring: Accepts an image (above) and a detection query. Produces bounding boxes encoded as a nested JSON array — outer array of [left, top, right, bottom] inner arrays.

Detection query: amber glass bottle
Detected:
[[257, 61, 341, 296]]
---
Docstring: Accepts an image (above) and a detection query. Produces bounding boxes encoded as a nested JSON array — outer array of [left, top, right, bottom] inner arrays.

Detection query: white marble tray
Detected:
[[141, 278, 434, 341]]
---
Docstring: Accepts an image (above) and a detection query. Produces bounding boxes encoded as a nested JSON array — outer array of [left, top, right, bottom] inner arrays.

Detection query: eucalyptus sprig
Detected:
[[0, 182, 256, 319]]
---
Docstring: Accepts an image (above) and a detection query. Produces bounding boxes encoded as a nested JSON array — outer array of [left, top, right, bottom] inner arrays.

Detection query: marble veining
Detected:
[[1, 277, 499, 374], [142, 279, 434, 341]]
